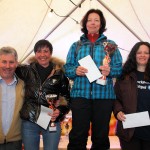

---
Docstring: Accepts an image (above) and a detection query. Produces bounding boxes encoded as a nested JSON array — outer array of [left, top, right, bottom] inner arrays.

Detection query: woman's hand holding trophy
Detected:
[[96, 42, 117, 85], [46, 94, 60, 132]]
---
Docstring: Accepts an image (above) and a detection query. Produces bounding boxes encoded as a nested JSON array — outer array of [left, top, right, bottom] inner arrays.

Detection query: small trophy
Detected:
[[46, 94, 58, 132], [96, 42, 117, 85], [64, 115, 71, 136]]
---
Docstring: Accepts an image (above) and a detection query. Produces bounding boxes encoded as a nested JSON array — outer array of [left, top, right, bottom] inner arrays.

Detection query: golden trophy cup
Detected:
[[46, 94, 58, 132], [96, 42, 117, 85]]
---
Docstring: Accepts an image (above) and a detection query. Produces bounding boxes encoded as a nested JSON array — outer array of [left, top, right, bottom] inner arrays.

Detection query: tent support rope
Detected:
[[20, 0, 86, 63], [97, 0, 142, 42]]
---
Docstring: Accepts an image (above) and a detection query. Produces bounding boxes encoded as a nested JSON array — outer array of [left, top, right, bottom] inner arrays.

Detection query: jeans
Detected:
[[22, 120, 61, 150]]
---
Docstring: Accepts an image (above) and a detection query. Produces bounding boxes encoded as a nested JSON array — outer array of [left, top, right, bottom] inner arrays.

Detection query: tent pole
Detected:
[[20, 0, 86, 63], [97, 0, 142, 41]]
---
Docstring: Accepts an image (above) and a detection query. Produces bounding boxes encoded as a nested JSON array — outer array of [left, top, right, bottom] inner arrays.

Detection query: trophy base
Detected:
[[49, 126, 57, 132], [96, 79, 107, 85], [49, 122, 57, 132]]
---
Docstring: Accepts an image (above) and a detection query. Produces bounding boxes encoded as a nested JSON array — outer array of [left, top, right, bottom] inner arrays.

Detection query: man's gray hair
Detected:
[[0, 46, 18, 61]]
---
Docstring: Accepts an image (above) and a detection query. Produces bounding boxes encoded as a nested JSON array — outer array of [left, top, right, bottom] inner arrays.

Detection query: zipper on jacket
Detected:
[[33, 66, 41, 121], [90, 43, 94, 98], [35, 68, 56, 121]]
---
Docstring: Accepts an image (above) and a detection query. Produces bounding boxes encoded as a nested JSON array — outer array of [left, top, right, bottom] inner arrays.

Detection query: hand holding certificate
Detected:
[[123, 111, 150, 129], [78, 55, 102, 83], [36, 105, 53, 130]]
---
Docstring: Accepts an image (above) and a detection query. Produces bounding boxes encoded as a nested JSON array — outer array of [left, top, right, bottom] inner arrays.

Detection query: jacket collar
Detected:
[[80, 33, 107, 43], [27, 56, 65, 71]]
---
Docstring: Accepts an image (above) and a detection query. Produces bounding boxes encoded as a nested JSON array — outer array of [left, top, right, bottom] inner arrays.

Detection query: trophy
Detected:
[[46, 94, 58, 132], [64, 115, 71, 136], [96, 42, 117, 85]]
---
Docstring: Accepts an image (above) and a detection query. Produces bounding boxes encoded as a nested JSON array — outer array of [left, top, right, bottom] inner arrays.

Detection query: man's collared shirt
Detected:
[[0, 76, 17, 135]]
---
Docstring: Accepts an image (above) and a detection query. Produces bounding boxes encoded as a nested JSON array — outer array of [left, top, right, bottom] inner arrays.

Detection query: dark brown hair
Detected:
[[34, 39, 53, 54], [121, 42, 150, 81], [80, 9, 106, 35]]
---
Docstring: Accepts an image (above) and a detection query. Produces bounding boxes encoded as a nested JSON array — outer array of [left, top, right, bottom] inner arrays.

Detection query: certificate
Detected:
[[37, 105, 53, 129], [78, 55, 102, 83], [123, 111, 150, 129]]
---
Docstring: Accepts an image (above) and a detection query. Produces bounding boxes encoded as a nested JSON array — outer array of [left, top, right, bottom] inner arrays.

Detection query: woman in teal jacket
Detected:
[[64, 9, 122, 150]]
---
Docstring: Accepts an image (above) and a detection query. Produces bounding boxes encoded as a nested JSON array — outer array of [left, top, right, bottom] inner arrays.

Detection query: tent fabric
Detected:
[[0, 0, 150, 63]]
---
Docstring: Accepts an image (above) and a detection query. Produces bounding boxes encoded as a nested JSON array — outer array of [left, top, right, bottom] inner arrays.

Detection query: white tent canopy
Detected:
[[0, 0, 150, 63]]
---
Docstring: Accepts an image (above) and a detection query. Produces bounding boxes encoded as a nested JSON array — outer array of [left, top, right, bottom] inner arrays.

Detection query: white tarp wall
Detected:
[[0, 0, 150, 63]]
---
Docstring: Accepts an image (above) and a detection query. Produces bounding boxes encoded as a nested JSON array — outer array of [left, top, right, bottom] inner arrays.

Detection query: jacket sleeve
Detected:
[[108, 41, 122, 78], [64, 42, 79, 80], [113, 80, 124, 119], [15, 65, 29, 81], [56, 72, 70, 121]]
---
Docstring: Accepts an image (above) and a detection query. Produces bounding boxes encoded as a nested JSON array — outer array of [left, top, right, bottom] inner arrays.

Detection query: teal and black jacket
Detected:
[[64, 34, 122, 100]]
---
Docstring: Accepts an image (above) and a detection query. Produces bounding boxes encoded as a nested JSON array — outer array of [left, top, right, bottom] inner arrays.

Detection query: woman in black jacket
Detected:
[[16, 39, 70, 150]]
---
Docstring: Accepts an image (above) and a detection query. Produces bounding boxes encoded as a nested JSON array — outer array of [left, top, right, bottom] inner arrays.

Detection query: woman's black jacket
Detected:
[[15, 57, 70, 123]]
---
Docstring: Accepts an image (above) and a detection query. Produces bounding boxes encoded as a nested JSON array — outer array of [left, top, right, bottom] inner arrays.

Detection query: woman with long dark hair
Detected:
[[113, 42, 150, 150]]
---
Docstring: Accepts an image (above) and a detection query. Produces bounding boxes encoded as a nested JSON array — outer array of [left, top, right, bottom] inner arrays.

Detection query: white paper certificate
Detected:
[[36, 105, 53, 129], [78, 55, 102, 83], [123, 111, 150, 129]]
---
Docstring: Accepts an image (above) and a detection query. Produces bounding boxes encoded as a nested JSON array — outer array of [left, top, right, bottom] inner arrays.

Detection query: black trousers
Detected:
[[67, 98, 113, 150], [120, 136, 150, 150], [0, 140, 22, 150]]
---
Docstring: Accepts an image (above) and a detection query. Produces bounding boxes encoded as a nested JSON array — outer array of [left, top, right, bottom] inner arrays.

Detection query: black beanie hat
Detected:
[[34, 39, 53, 53]]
